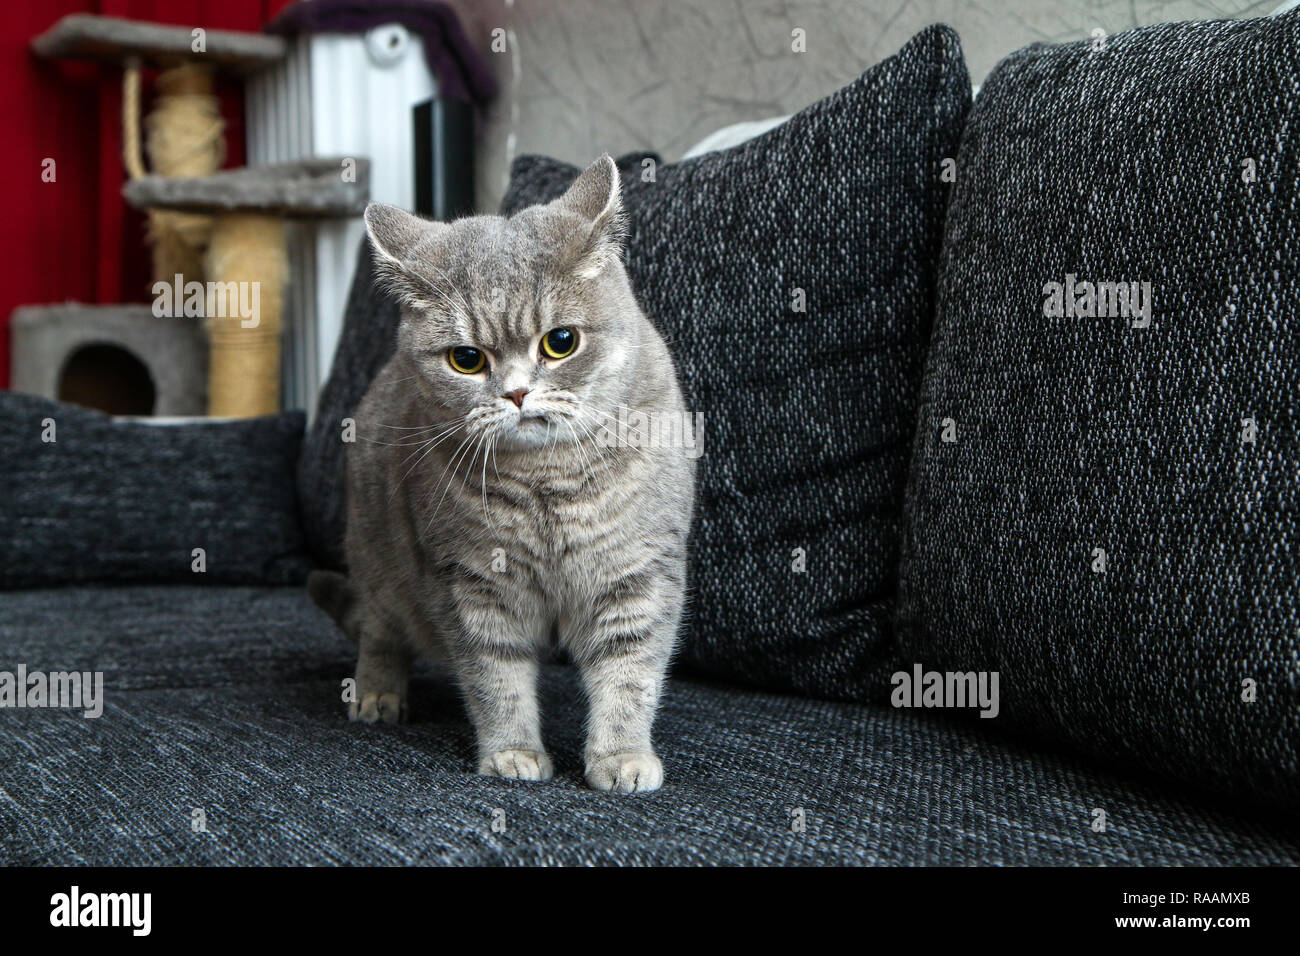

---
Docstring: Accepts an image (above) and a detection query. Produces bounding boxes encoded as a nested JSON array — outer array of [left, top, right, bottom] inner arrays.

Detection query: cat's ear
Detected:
[[364, 202, 448, 310], [556, 154, 625, 279]]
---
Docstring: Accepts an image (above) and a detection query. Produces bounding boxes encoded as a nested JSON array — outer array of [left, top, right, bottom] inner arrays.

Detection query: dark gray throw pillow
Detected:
[[298, 238, 400, 571], [896, 13, 1300, 807], [500, 26, 971, 700], [0, 393, 310, 588]]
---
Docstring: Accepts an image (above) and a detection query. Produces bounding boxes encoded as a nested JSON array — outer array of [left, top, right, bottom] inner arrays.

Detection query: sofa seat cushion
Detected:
[[0, 586, 1295, 865]]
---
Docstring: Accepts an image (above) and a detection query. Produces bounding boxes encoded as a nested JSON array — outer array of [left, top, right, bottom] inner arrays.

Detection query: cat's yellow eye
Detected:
[[448, 346, 486, 374], [541, 327, 577, 360]]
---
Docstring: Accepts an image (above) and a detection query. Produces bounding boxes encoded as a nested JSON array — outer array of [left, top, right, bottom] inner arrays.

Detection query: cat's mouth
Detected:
[[491, 411, 566, 452]]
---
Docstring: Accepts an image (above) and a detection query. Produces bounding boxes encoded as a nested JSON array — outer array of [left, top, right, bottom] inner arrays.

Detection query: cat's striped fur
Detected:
[[321, 156, 695, 793]]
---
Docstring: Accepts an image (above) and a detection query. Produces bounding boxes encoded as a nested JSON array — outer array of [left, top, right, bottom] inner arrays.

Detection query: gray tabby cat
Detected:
[[315, 156, 695, 793]]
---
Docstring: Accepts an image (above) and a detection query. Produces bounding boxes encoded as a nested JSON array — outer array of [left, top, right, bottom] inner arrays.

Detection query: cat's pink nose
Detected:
[[505, 388, 530, 409]]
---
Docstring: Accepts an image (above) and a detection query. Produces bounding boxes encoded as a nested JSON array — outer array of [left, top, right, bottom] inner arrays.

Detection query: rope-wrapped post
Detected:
[[123, 62, 224, 288], [204, 213, 287, 418]]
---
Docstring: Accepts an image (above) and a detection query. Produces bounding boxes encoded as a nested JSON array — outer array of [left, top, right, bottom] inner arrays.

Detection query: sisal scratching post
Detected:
[[204, 214, 286, 417], [123, 62, 224, 286]]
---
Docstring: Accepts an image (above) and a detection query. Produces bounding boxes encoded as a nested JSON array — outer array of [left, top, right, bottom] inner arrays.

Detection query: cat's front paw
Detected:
[[585, 751, 663, 794], [478, 749, 554, 781], [348, 691, 406, 724]]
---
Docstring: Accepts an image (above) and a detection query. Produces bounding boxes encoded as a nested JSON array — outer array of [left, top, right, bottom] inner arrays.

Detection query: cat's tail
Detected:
[[307, 569, 360, 645]]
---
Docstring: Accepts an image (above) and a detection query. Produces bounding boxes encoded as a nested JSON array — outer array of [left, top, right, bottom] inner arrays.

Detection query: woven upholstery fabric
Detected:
[[896, 13, 1300, 809], [499, 26, 971, 702], [0, 393, 309, 588], [1, 586, 1296, 865]]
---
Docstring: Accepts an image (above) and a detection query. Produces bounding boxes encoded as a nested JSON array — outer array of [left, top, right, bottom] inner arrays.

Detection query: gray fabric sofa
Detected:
[[2, 585, 1296, 865]]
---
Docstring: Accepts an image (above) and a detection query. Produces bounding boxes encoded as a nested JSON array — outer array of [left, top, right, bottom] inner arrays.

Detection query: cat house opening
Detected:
[[10, 304, 207, 417], [57, 343, 157, 416]]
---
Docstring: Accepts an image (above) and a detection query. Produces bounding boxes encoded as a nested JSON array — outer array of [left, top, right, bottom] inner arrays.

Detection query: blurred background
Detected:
[[0, 0, 1275, 419]]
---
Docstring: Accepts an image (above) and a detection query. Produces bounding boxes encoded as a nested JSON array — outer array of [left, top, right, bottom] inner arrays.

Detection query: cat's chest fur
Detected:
[[447, 450, 652, 582]]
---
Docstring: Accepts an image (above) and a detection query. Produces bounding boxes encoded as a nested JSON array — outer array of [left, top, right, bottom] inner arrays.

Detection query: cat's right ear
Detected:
[[364, 203, 446, 309]]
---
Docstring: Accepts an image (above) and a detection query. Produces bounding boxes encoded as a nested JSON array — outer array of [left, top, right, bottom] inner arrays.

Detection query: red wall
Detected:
[[0, 0, 294, 387]]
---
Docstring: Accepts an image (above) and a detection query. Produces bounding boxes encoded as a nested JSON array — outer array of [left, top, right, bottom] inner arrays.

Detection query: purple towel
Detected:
[[265, 0, 497, 107]]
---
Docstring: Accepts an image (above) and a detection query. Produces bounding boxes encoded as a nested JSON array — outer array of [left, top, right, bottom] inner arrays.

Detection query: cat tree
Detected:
[[27, 14, 369, 418]]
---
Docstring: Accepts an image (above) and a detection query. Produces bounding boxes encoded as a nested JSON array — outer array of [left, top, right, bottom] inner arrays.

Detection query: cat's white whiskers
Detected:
[[374, 420, 450, 430], [576, 401, 654, 462], [458, 431, 489, 511], [543, 416, 561, 459], [380, 421, 461, 448], [401, 262, 472, 323], [564, 416, 603, 486], [361, 420, 461, 452], [425, 431, 480, 532], [562, 418, 591, 480], [479, 428, 497, 528], [389, 424, 466, 500], [421, 258, 476, 319], [571, 416, 614, 482], [489, 427, 502, 482]]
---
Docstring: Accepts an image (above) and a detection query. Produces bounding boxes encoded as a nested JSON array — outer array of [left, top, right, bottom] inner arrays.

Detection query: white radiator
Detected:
[[245, 25, 437, 414]]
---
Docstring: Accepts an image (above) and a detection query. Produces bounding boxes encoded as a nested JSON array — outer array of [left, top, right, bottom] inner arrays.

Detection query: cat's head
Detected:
[[364, 155, 649, 453]]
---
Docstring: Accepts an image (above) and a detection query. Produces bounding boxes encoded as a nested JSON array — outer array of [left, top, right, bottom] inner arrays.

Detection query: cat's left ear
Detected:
[[556, 154, 625, 279]]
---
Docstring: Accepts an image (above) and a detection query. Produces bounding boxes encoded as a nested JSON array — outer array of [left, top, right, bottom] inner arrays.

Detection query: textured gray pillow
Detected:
[[298, 238, 399, 570], [896, 13, 1300, 807], [0, 393, 310, 588], [500, 26, 971, 701]]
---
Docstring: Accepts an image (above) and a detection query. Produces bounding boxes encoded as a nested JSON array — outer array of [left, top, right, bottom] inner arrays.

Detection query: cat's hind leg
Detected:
[[350, 615, 411, 724]]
